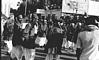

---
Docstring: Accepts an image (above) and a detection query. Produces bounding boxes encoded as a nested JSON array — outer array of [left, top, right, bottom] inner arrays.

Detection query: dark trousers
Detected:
[[76, 48, 82, 60]]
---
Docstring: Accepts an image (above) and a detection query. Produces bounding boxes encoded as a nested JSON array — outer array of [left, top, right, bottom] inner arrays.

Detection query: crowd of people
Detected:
[[1, 11, 99, 60], [1, 0, 99, 59], [1, 0, 99, 60]]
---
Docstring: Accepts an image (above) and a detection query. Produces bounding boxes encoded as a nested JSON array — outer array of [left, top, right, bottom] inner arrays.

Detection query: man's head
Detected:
[[85, 16, 98, 26]]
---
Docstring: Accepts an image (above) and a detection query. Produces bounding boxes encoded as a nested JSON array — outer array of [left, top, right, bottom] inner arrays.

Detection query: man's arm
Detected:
[[76, 33, 82, 49], [76, 33, 82, 60]]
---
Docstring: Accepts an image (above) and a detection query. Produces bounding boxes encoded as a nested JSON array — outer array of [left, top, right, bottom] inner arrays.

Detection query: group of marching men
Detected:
[[1, 12, 99, 60], [1, 13, 65, 60]]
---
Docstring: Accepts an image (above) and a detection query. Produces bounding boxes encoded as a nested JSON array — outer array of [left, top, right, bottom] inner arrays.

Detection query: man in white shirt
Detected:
[[76, 16, 99, 60]]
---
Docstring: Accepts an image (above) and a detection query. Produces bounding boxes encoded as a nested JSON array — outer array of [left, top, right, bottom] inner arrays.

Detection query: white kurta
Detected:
[[77, 25, 99, 60]]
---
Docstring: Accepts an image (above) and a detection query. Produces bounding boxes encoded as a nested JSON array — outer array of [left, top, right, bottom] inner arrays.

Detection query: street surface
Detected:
[[1, 46, 77, 60]]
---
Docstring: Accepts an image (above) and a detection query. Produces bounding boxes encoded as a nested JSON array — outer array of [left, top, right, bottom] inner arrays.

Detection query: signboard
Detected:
[[62, 0, 88, 14], [88, 0, 99, 16], [62, 0, 99, 16], [36, 9, 45, 14], [62, 0, 77, 14], [76, 0, 88, 14]]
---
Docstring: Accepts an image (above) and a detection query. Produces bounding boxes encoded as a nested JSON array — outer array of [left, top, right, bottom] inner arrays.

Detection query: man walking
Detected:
[[76, 16, 99, 60]]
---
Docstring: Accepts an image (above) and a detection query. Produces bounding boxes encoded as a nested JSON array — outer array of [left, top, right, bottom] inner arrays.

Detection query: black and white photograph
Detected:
[[1, 0, 99, 60]]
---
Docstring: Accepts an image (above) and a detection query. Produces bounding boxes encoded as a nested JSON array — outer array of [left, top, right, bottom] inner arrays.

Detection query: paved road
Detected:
[[1, 46, 77, 60], [35, 48, 77, 60]]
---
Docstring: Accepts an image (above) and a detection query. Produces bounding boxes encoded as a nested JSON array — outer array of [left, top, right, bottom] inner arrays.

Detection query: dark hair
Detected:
[[85, 16, 98, 26]]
